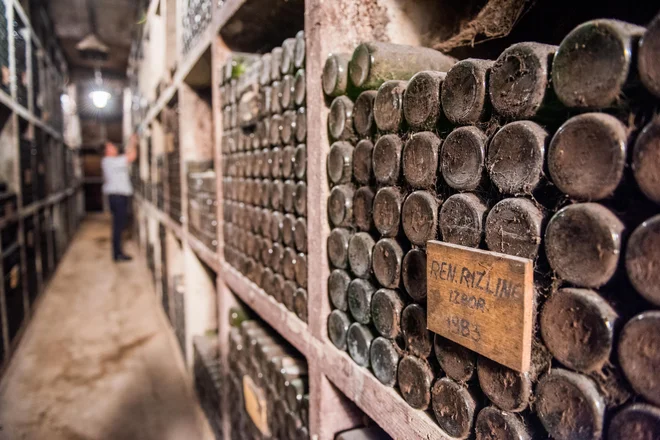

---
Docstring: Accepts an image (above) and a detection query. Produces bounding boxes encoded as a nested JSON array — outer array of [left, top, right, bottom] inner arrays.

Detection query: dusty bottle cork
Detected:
[[402, 190, 441, 247], [486, 120, 548, 195], [617, 311, 660, 406], [553, 19, 645, 109], [535, 369, 606, 440], [328, 309, 351, 350], [484, 197, 543, 260], [372, 237, 405, 289], [439, 193, 488, 249], [402, 248, 427, 303], [440, 126, 488, 192], [372, 134, 403, 186], [442, 59, 493, 125], [352, 186, 375, 232], [434, 334, 477, 383], [373, 80, 407, 133], [548, 113, 627, 201], [353, 91, 378, 138], [347, 322, 375, 367], [632, 118, 660, 205], [626, 214, 660, 306], [401, 303, 433, 358], [545, 203, 623, 288], [328, 268, 351, 311], [475, 406, 531, 440], [540, 287, 618, 373], [402, 71, 446, 130], [489, 42, 557, 119], [431, 378, 478, 439], [397, 354, 435, 410], [370, 336, 401, 387], [347, 278, 376, 324], [608, 403, 660, 440], [402, 131, 441, 189], [372, 186, 404, 238], [371, 288, 406, 340]]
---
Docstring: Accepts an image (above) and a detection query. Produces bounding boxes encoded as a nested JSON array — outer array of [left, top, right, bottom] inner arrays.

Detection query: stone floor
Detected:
[[0, 214, 213, 440]]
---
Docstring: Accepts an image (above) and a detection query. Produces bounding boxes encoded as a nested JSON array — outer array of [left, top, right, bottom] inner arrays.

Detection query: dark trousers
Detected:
[[108, 194, 129, 259]]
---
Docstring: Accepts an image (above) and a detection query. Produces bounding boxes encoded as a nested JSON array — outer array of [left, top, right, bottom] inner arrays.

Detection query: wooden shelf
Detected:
[[221, 262, 311, 357], [187, 234, 220, 272], [0, 187, 79, 230], [0, 90, 62, 141]]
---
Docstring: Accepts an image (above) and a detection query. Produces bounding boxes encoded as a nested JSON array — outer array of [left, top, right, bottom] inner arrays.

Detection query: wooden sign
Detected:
[[243, 375, 270, 435], [426, 241, 534, 372]]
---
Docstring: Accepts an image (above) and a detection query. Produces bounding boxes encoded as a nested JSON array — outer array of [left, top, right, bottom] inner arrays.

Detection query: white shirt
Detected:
[[102, 155, 133, 196]]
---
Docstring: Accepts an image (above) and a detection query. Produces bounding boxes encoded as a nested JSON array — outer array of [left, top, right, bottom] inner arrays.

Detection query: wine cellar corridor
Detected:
[[0, 0, 658, 439]]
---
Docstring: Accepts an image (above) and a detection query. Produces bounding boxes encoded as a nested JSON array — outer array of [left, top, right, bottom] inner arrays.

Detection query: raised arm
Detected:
[[125, 134, 139, 163]]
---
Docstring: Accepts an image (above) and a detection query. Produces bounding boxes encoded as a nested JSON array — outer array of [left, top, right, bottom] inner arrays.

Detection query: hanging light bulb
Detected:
[[90, 67, 112, 109]]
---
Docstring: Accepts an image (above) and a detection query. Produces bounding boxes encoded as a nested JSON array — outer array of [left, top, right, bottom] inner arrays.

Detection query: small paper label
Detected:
[[427, 241, 534, 373], [243, 375, 269, 435]]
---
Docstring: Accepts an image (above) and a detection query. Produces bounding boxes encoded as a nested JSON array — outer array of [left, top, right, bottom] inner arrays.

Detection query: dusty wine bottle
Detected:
[[477, 356, 539, 413], [484, 197, 543, 260], [294, 217, 307, 253], [294, 69, 306, 107], [322, 53, 352, 97], [269, 113, 283, 146], [639, 13, 660, 98], [475, 406, 531, 440], [271, 46, 283, 82], [280, 145, 295, 179], [280, 38, 296, 75], [617, 311, 660, 406], [439, 193, 488, 248], [626, 215, 660, 306], [373, 80, 407, 133], [540, 288, 618, 373], [372, 186, 404, 238], [328, 310, 351, 351], [294, 181, 306, 216], [370, 336, 401, 387], [442, 59, 493, 125], [327, 227, 351, 269], [545, 203, 623, 288], [281, 110, 297, 145], [401, 303, 433, 358], [608, 403, 660, 440], [283, 180, 296, 213], [372, 134, 403, 186], [632, 118, 660, 204], [352, 139, 374, 185], [294, 30, 305, 70], [431, 378, 478, 439], [402, 71, 446, 130], [397, 354, 435, 410], [535, 369, 605, 440], [347, 278, 376, 324], [328, 184, 355, 227], [553, 19, 645, 109], [402, 190, 441, 247], [293, 288, 307, 322], [282, 280, 297, 310], [328, 96, 357, 142], [296, 107, 307, 143], [327, 141, 354, 185], [372, 238, 404, 289], [489, 42, 557, 119], [346, 322, 375, 367], [347, 232, 375, 279], [548, 113, 627, 201], [371, 288, 406, 340], [349, 42, 456, 90], [402, 248, 427, 303], [486, 121, 548, 195], [328, 268, 351, 311], [294, 143, 306, 180], [440, 126, 488, 192], [352, 186, 375, 232], [434, 334, 477, 383], [353, 91, 378, 138], [402, 131, 441, 189]]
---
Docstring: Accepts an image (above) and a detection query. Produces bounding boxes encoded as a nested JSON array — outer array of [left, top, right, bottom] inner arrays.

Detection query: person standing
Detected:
[[102, 134, 138, 262]]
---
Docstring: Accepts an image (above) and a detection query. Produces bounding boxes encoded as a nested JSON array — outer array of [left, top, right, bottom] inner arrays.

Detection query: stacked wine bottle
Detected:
[[325, 15, 660, 439], [221, 32, 309, 323], [227, 305, 309, 440]]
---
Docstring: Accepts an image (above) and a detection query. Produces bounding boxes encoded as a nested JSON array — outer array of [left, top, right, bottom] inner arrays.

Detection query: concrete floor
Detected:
[[0, 214, 214, 440]]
